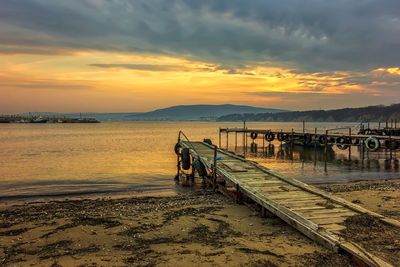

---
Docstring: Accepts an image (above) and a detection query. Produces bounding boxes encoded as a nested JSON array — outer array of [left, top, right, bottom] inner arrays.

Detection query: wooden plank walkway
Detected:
[[180, 140, 400, 267]]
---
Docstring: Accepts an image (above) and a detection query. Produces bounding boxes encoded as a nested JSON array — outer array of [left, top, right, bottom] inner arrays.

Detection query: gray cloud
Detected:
[[0, 0, 399, 72], [89, 63, 214, 72]]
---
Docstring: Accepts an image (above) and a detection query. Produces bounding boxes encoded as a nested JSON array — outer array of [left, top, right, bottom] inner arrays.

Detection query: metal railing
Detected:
[[177, 131, 218, 188]]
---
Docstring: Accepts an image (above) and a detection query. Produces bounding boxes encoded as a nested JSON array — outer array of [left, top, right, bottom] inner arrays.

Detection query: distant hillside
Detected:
[[21, 105, 286, 122], [127, 104, 287, 121], [217, 104, 400, 122]]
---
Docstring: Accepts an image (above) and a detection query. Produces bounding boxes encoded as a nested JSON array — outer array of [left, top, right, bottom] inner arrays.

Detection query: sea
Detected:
[[0, 122, 399, 204]]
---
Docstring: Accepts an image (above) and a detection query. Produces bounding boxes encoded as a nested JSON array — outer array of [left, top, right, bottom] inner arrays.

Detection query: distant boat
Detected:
[[31, 117, 47, 123]]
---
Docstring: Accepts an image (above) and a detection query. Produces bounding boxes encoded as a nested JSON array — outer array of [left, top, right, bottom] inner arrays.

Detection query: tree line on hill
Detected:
[[217, 104, 400, 122]]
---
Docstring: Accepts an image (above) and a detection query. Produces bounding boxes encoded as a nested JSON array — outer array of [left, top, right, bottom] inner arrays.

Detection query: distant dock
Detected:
[[0, 115, 100, 123]]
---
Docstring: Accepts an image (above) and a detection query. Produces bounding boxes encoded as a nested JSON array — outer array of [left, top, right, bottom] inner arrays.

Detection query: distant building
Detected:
[[200, 116, 217, 122]]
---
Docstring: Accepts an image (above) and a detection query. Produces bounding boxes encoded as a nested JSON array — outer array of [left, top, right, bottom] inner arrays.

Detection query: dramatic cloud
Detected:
[[0, 0, 399, 72], [1, 1, 399, 113]]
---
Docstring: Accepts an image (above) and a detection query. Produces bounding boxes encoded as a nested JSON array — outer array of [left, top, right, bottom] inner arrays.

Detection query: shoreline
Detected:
[[0, 179, 399, 266]]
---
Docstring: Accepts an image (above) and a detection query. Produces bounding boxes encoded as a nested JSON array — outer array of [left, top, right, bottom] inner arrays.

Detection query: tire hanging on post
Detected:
[[277, 133, 285, 142], [319, 135, 327, 145], [384, 139, 398, 150], [181, 147, 191, 170], [303, 133, 312, 145], [365, 137, 380, 152], [335, 136, 349, 150], [174, 142, 181, 155], [203, 138, 212, 145], [192, 159, 207, 177], [265, 132, 275, 142]]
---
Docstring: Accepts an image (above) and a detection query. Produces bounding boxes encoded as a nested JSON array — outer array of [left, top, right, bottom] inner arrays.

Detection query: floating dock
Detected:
[[176, 132, 400, 267]]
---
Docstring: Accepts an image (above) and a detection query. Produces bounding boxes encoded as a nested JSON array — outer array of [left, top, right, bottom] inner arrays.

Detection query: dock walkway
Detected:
[[179, 140, 400, 267]]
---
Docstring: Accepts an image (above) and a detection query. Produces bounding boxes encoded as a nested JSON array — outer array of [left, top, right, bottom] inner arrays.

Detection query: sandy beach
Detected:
[[1, 180, 399, 267]]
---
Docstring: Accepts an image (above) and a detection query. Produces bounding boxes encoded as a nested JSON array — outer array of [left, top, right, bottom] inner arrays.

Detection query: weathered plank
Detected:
[[180, 141, 396, 267]]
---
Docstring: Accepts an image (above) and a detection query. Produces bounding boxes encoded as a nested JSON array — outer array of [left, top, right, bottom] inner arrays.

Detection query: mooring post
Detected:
[[226, 131, 229, 150], [325, 129, 328, 155], [386, 120, 388, 129], [324, 131, 328, 173], [389, 134, 393, 160], [235, 184, 241, 203], [291, 128, 294, 149], [314, 128, 317, 166], [243, 131, 246, 158], [302, 120, 305, 134], [263, 133, 265, 154], [244, 121, 247, 155], [348, 128, 352, 160], [175, 137, 181, 180], [245, 125, 248, 153], [378, 122, 381, 130], [219, 128, 221, 148], [212, 145, 217, 191], [395, 119, 397, 128], [391, 120, 393, 129], [235, 131, 237, 152]]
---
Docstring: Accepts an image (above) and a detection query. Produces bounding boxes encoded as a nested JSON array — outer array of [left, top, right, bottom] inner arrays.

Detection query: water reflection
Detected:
[[0, 121, 398, 201], [243, 141, 399, 184]]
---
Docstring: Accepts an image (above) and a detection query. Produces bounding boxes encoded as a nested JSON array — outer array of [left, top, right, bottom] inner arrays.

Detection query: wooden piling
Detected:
[[235, 131, 237, 152], [219, 128, 221, 148], [226, 131, 229, 150], [348, 128, 352, 160], [291, 128, 294, 149]]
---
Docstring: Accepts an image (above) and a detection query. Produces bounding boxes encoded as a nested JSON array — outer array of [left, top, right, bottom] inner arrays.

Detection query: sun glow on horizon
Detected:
[[0, 51, 399, 113]]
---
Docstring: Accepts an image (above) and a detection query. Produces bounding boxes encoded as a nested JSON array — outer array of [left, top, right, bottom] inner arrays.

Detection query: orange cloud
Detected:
[[374, 67, 400, 75], [0, 51, 396, 113]]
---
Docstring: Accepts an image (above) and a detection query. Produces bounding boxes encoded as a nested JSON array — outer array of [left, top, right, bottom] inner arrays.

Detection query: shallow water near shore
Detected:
[[0, 121, 399, 202]]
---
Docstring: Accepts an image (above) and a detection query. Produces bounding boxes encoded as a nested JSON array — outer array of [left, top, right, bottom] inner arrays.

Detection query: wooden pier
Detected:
[[176, 132, 400, 267]]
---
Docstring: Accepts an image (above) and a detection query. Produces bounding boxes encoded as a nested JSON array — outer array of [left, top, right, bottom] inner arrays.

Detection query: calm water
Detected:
[[0, 122, 399, 202]]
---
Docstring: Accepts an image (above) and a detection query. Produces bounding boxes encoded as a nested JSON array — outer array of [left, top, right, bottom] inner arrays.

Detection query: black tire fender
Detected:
[[174, 142, 181, 155], [277, 133, 285, 142], [181, 148, 191, 170], [351, 138, 360, 145], [203, 138, 212, 145], [250, 132, 258, 139], [250, 142, 258, 152], [265, 132, 275, 142], [304, 133, 312, 144], [384, 140, 399, 150], [365, 137, 380, 152], [193, 159, 207, 177], [318, 135, 327, 145]]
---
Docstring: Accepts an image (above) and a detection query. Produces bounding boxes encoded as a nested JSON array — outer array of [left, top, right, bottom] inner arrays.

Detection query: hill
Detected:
[[127, 104, 287, 121], [217, 104, 400, 122]]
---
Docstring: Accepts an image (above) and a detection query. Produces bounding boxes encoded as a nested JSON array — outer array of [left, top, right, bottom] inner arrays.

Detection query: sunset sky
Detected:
[[1, 0, 400, 113]]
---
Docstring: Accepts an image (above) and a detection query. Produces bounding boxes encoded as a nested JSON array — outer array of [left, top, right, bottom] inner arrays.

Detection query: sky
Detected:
[[0, 0, 400, 113]]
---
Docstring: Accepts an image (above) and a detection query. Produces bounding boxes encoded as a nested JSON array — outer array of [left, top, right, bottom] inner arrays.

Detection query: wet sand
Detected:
[[0, 180, 399, 266]]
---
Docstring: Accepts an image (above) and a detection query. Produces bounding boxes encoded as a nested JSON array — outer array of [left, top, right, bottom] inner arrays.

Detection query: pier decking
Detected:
[[178, 138, 400, 267]]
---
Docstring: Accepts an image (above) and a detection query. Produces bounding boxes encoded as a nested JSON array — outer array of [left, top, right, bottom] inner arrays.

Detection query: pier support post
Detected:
[[314, 128, 317, 166], [175, 138, 181, 180], [263, 133, 265, 154], [212, 145, 217, 192], [348, 128, 352, 160], [235, 184, 242, 204], [291, 128, 294, 150], [235, 131, 237, 152], [219, 129, 221, 148], [226, 131, 229, 150]]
